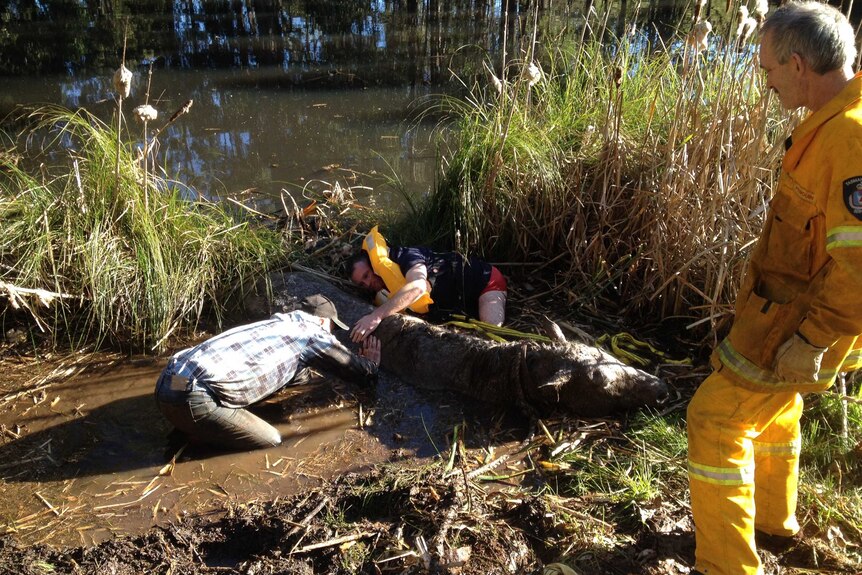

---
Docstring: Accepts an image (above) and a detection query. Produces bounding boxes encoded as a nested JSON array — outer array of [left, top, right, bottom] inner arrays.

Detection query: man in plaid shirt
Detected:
[[155, 294, 380, 450]]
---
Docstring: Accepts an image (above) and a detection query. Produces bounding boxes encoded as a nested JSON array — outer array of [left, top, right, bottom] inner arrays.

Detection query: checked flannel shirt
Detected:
[[169, 311, 376, 408]]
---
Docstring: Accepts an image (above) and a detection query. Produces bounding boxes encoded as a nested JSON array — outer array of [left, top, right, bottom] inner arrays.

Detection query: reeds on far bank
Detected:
[[0, 106, 284, 352], [422, 17, 788, 342]]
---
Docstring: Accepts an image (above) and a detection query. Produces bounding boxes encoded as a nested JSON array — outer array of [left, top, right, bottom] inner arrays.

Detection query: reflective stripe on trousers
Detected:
[[687, 368, 802, 575]]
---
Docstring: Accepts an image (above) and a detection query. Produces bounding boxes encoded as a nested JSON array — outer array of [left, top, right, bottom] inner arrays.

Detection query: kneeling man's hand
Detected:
[[360, 335, 381, 366]]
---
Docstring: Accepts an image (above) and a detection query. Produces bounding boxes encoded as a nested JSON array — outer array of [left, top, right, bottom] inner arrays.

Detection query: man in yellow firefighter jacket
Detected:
[[687, 2, 862, 574]]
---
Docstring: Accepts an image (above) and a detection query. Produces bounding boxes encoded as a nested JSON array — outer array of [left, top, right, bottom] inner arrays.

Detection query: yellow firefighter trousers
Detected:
[[687, 368, 802, 575]]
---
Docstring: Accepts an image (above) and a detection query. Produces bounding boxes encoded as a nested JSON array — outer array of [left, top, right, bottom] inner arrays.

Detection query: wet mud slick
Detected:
[[0, 353, 509, 549]]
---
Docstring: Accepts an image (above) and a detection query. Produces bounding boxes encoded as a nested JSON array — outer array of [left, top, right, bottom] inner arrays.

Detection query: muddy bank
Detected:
[[0, 308, 526, 549], [0, 270, 667, 562], [5, 459, 849, 575], [0, 464, 688, 575], [2, 271, 858, 574]]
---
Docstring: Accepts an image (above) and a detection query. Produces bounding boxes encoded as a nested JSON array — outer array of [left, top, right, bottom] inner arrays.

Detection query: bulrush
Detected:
[[736, 6, 758, 43], [133, 105, 158, 123], [753, 0, 769, 23], [526, 61, 543, 87], [687, 19, 713, 52], [112, 64, 133, 98], [484, 62, 504, 94]]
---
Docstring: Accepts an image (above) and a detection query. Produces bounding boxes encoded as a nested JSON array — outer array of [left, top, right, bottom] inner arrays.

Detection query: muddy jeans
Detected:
[[155, 371, 282, 450]]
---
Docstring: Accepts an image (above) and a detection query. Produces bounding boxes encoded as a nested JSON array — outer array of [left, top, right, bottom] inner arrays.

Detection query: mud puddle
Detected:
[[0, 353, 522, 549]]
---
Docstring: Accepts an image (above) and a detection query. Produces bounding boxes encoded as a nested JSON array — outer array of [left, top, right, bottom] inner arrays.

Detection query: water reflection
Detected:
[[4, 68, 440, 209]]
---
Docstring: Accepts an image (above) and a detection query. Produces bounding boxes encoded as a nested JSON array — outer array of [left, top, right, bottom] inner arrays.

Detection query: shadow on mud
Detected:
[[0, 393, 170, 481]]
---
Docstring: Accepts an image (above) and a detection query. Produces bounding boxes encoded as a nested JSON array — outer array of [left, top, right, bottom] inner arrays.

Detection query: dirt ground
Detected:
[[0, 326, 681, 575], [0, 460, 695, 575], [1, 354, 857, 575], [2, 460, 855, 575]]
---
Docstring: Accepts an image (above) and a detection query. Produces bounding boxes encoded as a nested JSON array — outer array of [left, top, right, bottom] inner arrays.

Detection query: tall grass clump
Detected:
[[419, 9, 790, 342], [0, 106, 285, 352]]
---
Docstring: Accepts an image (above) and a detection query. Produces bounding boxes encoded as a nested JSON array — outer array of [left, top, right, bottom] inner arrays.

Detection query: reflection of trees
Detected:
[[304, 0, 367, 34], [1, 0, 675, 187], [0, 0, 87, 74], [0, 0, 542, 87], [0, 0, 746, 79], [645, 0, 688, 39], [2, 1, 702, 210], [9, 0, 685, 88], [102, 71, 432, 204]]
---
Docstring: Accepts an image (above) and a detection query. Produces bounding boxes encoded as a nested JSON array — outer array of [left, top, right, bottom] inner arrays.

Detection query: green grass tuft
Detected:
[[1, 106, 286, 351]]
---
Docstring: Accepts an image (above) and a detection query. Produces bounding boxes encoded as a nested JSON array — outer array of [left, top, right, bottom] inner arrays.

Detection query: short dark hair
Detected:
[[761, 0, 856, 74], [346, 250, 371, 277]]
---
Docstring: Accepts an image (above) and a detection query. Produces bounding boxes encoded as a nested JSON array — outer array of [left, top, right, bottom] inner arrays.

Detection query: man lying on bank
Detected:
[[346, 226, 508, 343], [154, 295, 380, 450]]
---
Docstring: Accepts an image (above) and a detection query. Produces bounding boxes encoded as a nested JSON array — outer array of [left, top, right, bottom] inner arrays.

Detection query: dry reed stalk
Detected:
[[1, 351, 110, 406], [112, 34, 132, 192], [581, 40, 780, 328], [149, 100, 194, 143], [287, 495, 329, 538], [33, 492, 60, 516], [133, 64, 158, 212], [0, 455, 49, 471], [293, 531, 376, 554], [92, 485, 161, 511], [92, 488, 132, 500], [107, 479, 149, 486], [31, 518, 67, 542], [2, 507, 55, 531]]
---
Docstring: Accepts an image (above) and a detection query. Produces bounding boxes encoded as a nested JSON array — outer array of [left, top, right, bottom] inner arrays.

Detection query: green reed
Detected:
[[0, 106, 284, 352]]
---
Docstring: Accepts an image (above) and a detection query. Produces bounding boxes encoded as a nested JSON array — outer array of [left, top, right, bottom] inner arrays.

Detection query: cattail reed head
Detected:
[[112, 65, 133, 98], [693, 0, 707, 22], [527, 62, 543, 87], [133, 105, 158, 123], [736, 7, 758, 42], [688, 20, 713, 51], [753, 0, 769, 21], [484, 62, 504, 94]]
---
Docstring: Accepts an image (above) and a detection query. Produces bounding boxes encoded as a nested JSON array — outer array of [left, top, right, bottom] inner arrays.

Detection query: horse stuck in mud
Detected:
[[248, 272, 668, 418]]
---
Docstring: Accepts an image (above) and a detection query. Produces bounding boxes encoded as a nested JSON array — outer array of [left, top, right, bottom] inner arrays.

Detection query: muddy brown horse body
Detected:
[[248, 272, 667, 417], [373, 314, 667, 417]]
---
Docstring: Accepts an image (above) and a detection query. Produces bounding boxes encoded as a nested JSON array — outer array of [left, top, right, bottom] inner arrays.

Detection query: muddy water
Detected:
[[0, 354, 510, 548], [2, 70, 440, 213]]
